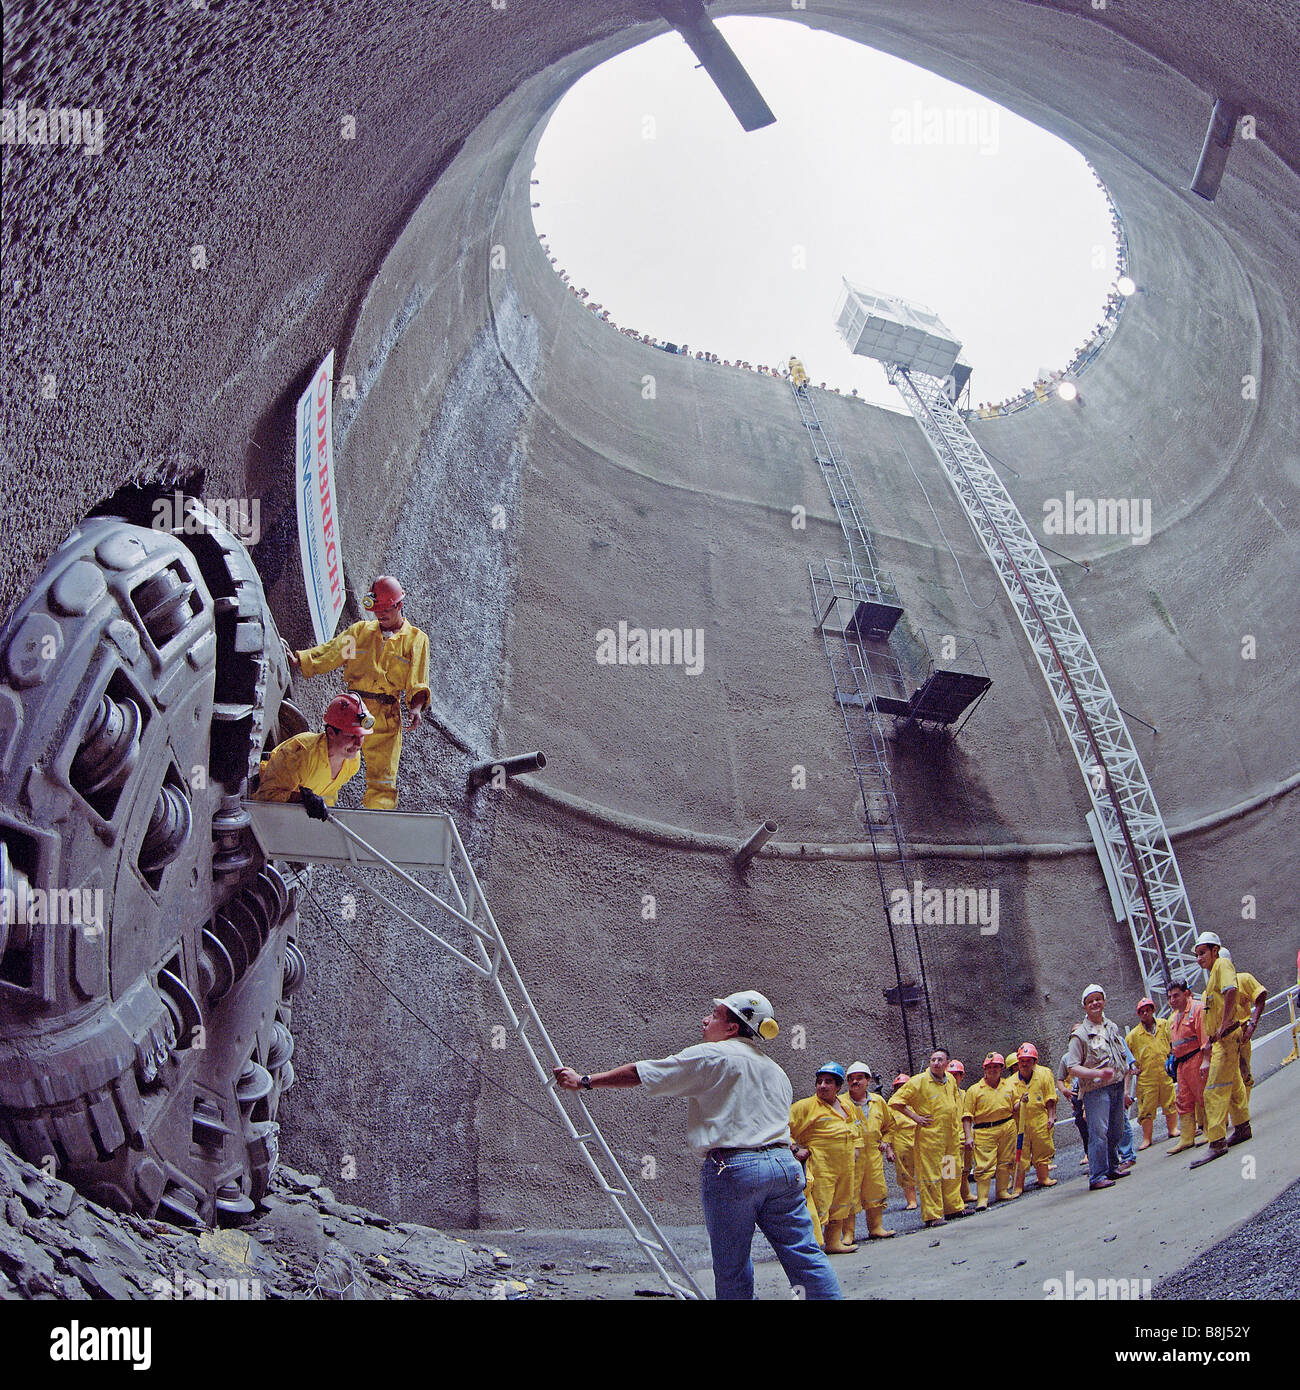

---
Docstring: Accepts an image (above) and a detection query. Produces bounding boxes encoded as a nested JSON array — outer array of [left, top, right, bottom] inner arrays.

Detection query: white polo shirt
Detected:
[[635, 1038, 794, 1158]]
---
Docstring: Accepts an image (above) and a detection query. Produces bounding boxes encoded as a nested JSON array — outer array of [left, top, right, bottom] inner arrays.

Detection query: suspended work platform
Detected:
[[241, 800, 703, 1300]]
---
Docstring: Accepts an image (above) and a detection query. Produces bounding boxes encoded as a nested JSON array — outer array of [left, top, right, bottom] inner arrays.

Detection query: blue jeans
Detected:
[[1081, 1083, 1124, 1183], [1118, 1111, 1136, 1164], [700, 1147, 842, 1300]]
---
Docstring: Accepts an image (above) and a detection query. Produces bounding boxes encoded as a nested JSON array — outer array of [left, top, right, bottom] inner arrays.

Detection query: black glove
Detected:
[[298, 787, 328, 821]]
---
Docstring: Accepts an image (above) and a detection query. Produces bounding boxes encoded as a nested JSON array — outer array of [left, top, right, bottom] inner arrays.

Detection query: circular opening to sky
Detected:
[[532, 17, 1124, 412]]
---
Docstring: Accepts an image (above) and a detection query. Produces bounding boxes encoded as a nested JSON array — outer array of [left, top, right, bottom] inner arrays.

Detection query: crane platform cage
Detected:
[[833, 280, 963, 380]]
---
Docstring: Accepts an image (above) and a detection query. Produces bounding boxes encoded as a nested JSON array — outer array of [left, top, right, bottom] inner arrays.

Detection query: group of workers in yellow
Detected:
[[791, 932, 1276, 1251], [253, 576, 431, 813]]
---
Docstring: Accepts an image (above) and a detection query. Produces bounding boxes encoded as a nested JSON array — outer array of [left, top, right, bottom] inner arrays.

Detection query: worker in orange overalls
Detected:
[[286, 577, 431, 810], [1165, 978, 1208, 1154], [253, 692, 372, 806]]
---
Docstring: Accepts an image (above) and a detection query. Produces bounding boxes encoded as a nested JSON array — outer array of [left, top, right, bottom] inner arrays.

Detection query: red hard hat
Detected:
[[947, 1059, 965, 1076], [324, 692, 375, 737], [1017, 1043, 1039, 1060], [893, 1073, 909, 1088], [364, 576, 405, 614], [1136, 997, 1156, 1013], [983, 1052, 1005, 1068]]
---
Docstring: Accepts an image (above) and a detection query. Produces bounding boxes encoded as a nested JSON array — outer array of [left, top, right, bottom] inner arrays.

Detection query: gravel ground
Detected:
[[1153, 1175, 1300, 1300]]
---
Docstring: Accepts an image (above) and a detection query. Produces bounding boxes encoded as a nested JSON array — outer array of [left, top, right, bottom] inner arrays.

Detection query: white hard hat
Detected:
[[1194, 931, 1222, 949], [846, 1062, 873, 1078], [714, 991, 779, 1041], [1082, 983, 1107, 1005]]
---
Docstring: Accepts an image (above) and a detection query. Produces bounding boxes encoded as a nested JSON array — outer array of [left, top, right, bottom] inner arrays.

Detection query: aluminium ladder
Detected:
[[243, 801, 705, 1299]]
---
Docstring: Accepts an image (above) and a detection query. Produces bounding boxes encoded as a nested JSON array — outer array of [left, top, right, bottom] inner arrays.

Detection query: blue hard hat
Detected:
[[815, 1062, 846, 1082]]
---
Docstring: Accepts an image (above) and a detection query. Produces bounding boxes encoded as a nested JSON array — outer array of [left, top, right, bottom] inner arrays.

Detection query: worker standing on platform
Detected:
[[890, 1048, 968, 1227], [961, 1053, 1021, 1209], [553, 991, 841, 1300], [1232, 970, 1269, 1096], [252, 692, 372, 807], [1126, 999, 1179, 1149], [947, 1058, 972, 1205], [788, 356, 810, 390], [1166, 979, 1208, 1154], [887, 1073, 918, 1210], [1008, 1044, 1057, 1192], [790, 1064, 860, 1254], [845, 1065, 896, 1241], [285, 577, 431, 810], [1191, 932, 1253, 1166]]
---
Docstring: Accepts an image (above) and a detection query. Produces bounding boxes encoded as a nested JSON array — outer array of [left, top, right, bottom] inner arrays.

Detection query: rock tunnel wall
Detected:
[[2, 1, 1298, 1226]]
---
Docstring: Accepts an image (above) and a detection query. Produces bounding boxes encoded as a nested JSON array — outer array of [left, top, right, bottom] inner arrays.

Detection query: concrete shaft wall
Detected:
[[3, 1, 1298, 1225]]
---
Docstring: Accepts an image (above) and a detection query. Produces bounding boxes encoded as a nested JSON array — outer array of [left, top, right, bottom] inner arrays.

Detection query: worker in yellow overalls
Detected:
[[286, 576, 431, 810], [845, 1064, 896, 1241], [790, 1064, 859, 1253], [1125, 998, 1179, 1149], [1190, 932, 1251, 1166], [961, 1053, 1021, 1210], [1233, 971, 1269, 1096], [253, 692, 372, 806], [891, 1049, 968, 1227], [947, 1059, 972, 1204], [887, 1073, 918, 1210], [1007, 1044, 1057, 1193]]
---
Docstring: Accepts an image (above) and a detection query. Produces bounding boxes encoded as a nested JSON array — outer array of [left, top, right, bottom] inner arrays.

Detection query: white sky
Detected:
[[532, 17, 1121, 411]]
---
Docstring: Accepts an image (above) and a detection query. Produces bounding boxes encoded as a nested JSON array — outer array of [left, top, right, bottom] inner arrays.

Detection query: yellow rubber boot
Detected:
[[975, 1178, 991, 1211], [996, 1166, 1019, 1201], [1166, 1115, 1196, 1154], [866, 1204, 896, 1239], [824, 1219, 857, 1253], [1034, 1162, 1057, 1188]]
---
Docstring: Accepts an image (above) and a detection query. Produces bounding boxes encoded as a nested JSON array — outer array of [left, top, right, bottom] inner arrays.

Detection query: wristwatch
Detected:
[[580, 1075, 593, 1089]]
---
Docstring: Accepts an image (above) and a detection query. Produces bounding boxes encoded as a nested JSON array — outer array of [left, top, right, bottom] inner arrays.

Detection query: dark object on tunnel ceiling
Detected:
[[653, 1, 777, 132], [1191, 98, 1244, 202]]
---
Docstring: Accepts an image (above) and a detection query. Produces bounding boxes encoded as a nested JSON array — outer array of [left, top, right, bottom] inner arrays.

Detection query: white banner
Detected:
[[294, 350, 345, 645]]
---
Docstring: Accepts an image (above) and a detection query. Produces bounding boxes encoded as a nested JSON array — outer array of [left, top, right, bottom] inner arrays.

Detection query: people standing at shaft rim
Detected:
[[553, 991, 842, 1301], [1064, 985, 1135, 1191], [284, 576, 431, 810]]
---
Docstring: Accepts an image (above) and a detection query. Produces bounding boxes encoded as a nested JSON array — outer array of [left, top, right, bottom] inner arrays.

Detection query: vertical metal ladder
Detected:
[[243, 801, 705, 1299], [792, 384, 937, 1068]]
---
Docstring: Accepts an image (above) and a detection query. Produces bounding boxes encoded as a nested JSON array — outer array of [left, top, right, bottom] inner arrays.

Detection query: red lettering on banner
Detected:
[[314, 370, 341, 603]]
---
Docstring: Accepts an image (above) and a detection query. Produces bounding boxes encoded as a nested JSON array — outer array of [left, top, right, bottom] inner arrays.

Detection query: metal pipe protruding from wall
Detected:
[[733, 820, 778, 870], [1191, 98, 1244, 202], [468, 750, 548, 791]]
